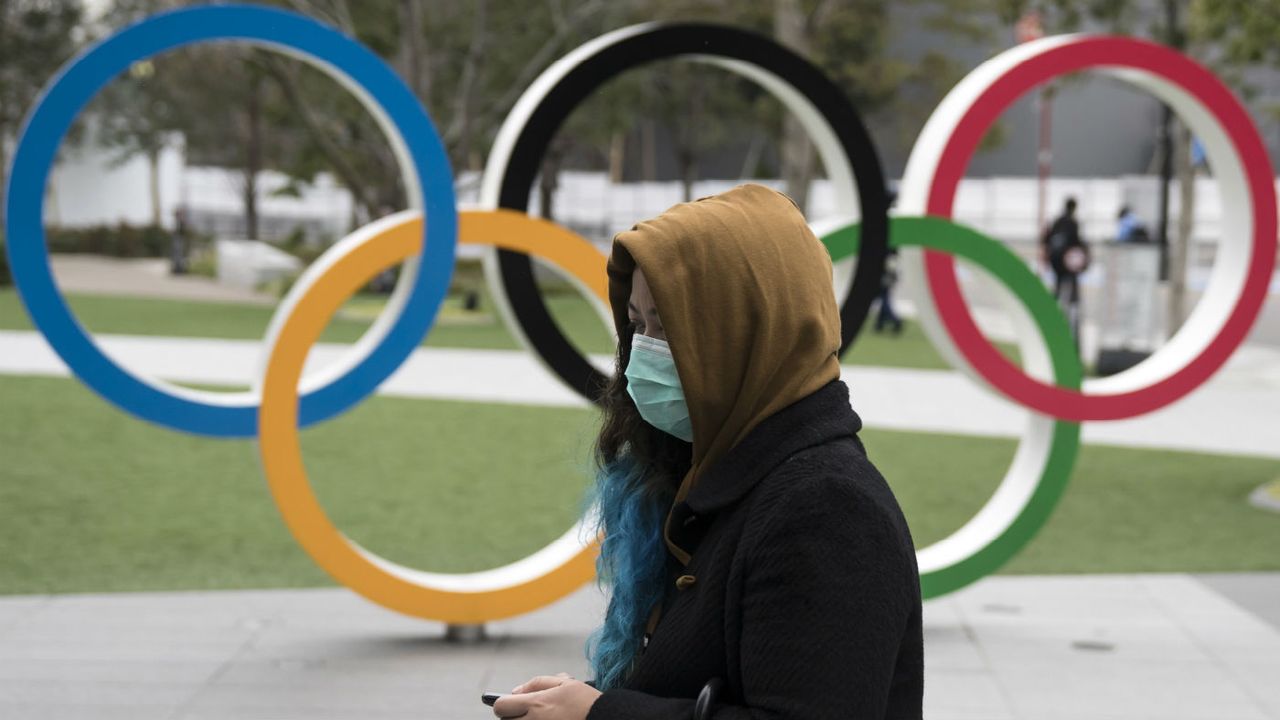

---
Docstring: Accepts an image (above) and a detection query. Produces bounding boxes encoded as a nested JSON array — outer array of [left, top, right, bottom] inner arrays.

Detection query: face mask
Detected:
[[625, 334, 694, 443]]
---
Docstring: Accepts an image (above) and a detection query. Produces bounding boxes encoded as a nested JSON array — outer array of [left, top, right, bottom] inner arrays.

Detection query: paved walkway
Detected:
[[43, 254, 1280, 345], [0, 573, 1277, 719], [2, 329, 1278, 458], [4, 260, 1279, 718], [48, 255, 274, 304]]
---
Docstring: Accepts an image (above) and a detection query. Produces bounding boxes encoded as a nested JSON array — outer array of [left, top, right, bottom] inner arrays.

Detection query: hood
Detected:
[[607, 183, 842, 564]]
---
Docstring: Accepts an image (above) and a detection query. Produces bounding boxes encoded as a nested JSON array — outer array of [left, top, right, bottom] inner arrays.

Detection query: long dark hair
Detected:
[[585, 322, 691, 690], [594, 322, 692, 483]]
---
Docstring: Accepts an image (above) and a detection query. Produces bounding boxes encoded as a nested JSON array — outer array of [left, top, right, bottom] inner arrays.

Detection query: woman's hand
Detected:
[[493, 673, 602, 719]]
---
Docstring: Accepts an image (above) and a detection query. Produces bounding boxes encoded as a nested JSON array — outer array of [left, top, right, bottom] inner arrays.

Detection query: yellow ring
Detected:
[[258, 209, 606, 622]]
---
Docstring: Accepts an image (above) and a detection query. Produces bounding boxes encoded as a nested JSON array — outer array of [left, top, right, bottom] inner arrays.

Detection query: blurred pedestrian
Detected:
[[170, 206, 189, 275], [1042, 196, 1090, 341], [1116, 205, 1149, 243], [874, 248, 903, 335]]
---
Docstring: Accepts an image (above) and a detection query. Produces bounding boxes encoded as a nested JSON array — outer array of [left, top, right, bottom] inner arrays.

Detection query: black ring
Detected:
[[493, 23, 889, 403]]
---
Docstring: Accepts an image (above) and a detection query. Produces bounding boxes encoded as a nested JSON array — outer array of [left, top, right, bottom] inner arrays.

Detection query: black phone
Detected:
[[481, 691, 504, 706]]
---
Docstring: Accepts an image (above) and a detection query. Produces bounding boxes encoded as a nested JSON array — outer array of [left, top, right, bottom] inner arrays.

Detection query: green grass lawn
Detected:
[[1, 374, 1276, 596], [0, 287, 1001, 370], [0, 286, 599, 353]]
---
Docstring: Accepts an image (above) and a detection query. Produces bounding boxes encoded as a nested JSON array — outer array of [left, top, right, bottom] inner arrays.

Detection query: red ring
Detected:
[[924, 36, 1276, 421]]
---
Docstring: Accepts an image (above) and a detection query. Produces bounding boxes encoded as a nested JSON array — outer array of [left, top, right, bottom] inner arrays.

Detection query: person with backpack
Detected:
[[1041, 197, 1090, 341]]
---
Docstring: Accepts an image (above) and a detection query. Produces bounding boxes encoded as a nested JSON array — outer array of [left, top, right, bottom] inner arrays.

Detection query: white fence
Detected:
[[49, 145, 1268, 271], [459, 170, 1251, 268]]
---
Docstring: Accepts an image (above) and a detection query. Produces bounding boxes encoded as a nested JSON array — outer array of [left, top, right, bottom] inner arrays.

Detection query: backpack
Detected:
[[1045, 218, 1081, 268], [1047, 225, 1072, 256]]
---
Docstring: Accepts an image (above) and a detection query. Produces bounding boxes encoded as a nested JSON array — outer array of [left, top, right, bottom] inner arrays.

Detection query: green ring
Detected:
[[823, 216, 1082, 598]]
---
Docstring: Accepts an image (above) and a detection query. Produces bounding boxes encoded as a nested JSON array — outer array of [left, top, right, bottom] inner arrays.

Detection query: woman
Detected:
[[494, 184, 923, 720]]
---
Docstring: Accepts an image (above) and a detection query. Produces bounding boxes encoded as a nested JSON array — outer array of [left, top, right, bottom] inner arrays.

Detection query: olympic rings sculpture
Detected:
[[5, 4, 1274, 621]]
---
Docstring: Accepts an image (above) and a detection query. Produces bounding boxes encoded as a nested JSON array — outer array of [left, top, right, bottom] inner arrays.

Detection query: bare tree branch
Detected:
[[281, 0, 351, 32], [454, 0, 609, 146], [258, 53, 378, 215], [810, 0, 841, 31], [330, 0, 356, 33], [548, 0, 570, 34], [398, 0, 430, 101], [442, 0, 488, 158]]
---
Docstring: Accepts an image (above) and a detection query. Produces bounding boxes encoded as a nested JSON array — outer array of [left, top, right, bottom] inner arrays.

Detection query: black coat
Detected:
[[586, 380, 923, 720], [1043, 215, 1084, 275]]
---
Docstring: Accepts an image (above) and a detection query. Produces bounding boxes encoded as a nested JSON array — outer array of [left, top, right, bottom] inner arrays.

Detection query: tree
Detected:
[[640, 64, 757, 202], [94, 0, 299, 240], [92, 0, 188, 229], [1190, 0, 1280, 70], [253, 0, 627, 224], [0, 0, 83, 226], [92, 58, 184, 228], [157, 44, 281, 241], [81, 0, 1117, 237], [1183, 0, 1280, 329], [640, 0, 988, 214], [256, 0, 916, 219]]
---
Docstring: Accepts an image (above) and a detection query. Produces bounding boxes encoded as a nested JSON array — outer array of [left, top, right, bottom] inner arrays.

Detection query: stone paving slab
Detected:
[[1198, 572, 1280, 632], [0, 574, 1277, 719]]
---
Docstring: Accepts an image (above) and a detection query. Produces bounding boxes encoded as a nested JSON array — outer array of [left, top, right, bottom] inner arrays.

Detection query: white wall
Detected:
[[44, 129, 353, 245], [482, 170, 1250, 262], [47, 140, 1266, 268], [45, 132, 185, 230]]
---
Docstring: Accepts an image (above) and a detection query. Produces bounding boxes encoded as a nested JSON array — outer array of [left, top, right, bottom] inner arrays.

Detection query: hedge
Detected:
[[46, 223, 173, 258]]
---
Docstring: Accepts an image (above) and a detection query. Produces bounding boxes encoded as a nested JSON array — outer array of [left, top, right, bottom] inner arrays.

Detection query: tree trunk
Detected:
[[0, 121, 7, 229], [398, 0, 429, 101], [1155, 0, 1182, 282], [679, 146, 696, 202], [739, 127, 765, 179], [1168, 121, 1194, 333], [774, 0, 815, 214], [260, 56, 378, 219], [641, 119, 657, 182], [538, 143, 562, 222], [243, 73, 262, 241], [148, 147, 162, 228], [608, 130, 625, 184], [444, 0, 488, 171], [676, 72, 705, 202], [1155, 103, 1173, 280]]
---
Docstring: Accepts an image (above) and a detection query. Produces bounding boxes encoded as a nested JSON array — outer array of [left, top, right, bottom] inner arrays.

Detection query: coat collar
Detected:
[[683, 379, 863, 516]]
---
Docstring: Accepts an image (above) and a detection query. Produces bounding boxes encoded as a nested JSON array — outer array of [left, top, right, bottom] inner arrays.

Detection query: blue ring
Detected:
[[4, 4, 457, 437]]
